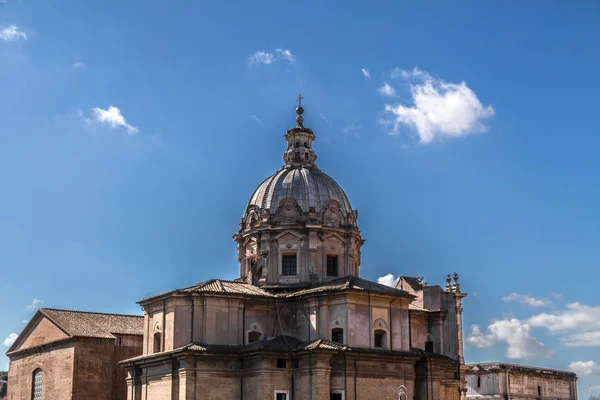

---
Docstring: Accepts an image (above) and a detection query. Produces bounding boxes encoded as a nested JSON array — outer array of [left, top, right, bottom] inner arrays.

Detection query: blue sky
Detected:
[[1, 0, 599, 394]]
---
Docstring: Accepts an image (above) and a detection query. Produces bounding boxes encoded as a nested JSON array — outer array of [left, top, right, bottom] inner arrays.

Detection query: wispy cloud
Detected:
[[377, 273, 399, 288], [25, 298, 41, 311], [381, 67, 494, 143], [0, 24, 27, 41], [378, 83, 395, 97], [320, 113, 328, 122], [342, 123, 360, 137], [72, 61, 85, 69], [275, 48, 294, 63], [22, 320, 29, 324], [502, 293, 550, 308], [250, 115, 263, 125], [361, 68, 370, 79], [466, 319, 553, 360], [3, 333, 17, 347], [88, 106, 139, 134], [248, 48, 295, 66]]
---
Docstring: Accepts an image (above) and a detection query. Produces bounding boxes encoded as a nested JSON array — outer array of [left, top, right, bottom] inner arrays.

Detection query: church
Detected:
[[6, 98, 468, 400]]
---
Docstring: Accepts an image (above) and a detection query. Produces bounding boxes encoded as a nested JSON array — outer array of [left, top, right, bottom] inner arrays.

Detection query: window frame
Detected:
[[326, 255, 339, 277], [31, 368, 43, 400], [330, 390, 346, 400], [153, 332, 162, 353], [281, 254, 297, 276], [331, 327, 344, 344], [274, 390, 289, 400], [373, 329, 386, 348]]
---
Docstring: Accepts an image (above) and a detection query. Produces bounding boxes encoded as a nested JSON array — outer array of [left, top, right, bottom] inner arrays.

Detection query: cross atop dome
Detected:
[[283, 94, 317, 167], [295, 93, 305, 127]]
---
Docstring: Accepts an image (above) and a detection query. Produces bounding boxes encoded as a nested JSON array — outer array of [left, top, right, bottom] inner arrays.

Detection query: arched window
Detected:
[[331, 328, 343, 344], [374, 329, 386, 348], [294, 142, 300, 148], [31, 368, 43, 400], [153, 332, 161, 353]]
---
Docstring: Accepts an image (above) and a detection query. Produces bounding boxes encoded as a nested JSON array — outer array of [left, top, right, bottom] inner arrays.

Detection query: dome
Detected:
[[247, 166, 352, 215]]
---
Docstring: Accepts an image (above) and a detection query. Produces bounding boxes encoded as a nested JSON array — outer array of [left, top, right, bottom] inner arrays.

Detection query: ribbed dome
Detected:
[[248, 166, 352, 215]]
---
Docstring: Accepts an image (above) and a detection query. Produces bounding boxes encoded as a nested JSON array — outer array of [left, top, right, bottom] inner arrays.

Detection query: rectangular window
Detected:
[[294, 152, 300, 161], [293, 359, 300, 369], [275, 391, 289, 400], [327, 255, 339, 277], [331, 329, 343, 344], [281, 254, 297, 276], [276, 358, 287, 369], [330, 393, 344, 400], [374, 332, 384, 348]]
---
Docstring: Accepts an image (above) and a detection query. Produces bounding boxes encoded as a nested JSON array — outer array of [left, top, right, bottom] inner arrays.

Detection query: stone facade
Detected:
[[6, 310, 143, 400], [466, 363, 578, 400], [7, 100, 475, 400], [120, 102, 469, 400]]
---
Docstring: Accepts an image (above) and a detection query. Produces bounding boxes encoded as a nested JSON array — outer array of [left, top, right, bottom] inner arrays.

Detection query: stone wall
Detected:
[[466, 368, 577, 400]]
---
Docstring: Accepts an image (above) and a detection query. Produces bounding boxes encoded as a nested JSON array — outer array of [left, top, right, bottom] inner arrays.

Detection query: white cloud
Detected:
[[466, 319, 553, 360], [381, 67, 494, 143], [378, 83, 395, 97], [502, 293, 550, 308], [377, 273, 399, 288], [3, 333, 17, 347], [361, 68, 370, 79], [276, 48, 295, 63], [90, 106, 138, 134], [569, 360, 600, 377], [248, 48, 295, 66], [250, 115, 263, 125], [342, 123, 360, 137], [22, 320, 29, 324], [0, 24, 27, 41], [320, 113, 328, 122], [528, 303, 600, 335], [72, 61, 85, 69], [249, 51, 275, 65], [25, 298, 41, 311]]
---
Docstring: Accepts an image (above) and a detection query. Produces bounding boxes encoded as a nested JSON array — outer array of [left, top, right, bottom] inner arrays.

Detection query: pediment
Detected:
[[275, 230, 304, 240], [8, 312, 70, 354], [322, 232, 345, 244]]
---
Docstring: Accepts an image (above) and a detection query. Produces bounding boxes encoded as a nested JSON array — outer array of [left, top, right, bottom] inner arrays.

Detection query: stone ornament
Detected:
[[397, 385, 407, 400], [323, 200, 342, 227]]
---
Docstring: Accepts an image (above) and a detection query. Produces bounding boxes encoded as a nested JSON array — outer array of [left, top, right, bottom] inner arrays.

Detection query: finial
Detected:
[[295, 93, 304, 127], [453, 272, 461, 293], [446, 274, 452, 291]]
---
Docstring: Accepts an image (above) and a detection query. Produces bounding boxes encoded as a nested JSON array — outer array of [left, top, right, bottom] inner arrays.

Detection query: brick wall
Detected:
[[8, 343, 75, 400], [12, 317, 69, 352]]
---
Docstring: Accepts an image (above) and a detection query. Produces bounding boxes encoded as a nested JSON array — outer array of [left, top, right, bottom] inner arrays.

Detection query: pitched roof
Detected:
[[399, 276, 423, 291], [276, 276, 414, 299], [40, 308, 144, 339], [181, 279, 274, 298]]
